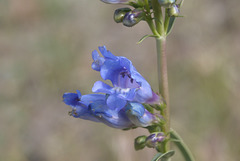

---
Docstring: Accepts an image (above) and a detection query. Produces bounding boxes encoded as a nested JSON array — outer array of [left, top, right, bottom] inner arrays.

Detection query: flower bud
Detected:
[[134, 135, 147, 150], [145, 132, 165, 148], [114, 8, 132, 23], [168, 4, 180, 17], [122, 8, 144, 27], [158, 0, 176, 8]]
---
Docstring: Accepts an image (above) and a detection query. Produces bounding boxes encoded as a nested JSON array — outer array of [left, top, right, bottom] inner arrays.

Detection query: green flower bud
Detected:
[[114, 8, 132, 23], [158, 0, 176, 8], [134, 135, 147, 150], [168, 4, 180, 17], [122, 8, 144, 27]]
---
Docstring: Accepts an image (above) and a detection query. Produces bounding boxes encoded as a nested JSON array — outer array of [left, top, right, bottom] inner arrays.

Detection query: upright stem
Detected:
[[156, 37, 170, 152], [146, 0, 171, 155]]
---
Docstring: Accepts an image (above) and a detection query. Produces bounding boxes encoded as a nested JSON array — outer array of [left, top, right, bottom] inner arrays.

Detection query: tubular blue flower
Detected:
[[92, 46, 160, 107], [63, 90, 135, 129], [63, 90, 101, 122], [63, 46, 163, 129], [125, 102, 160, 127]]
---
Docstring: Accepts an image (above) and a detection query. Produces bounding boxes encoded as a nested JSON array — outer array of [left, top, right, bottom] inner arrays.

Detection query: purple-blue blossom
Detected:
[[63, 90, 134, 129], [92, 46, 160, 107], [63, 90, 159, 129], [63, 46, 161, 129]]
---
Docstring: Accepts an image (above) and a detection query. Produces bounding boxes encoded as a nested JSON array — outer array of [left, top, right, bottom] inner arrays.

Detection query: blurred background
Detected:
[[0, 0, 240, 160]]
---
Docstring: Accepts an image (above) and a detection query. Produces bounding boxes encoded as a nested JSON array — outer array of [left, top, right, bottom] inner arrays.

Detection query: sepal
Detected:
[[168, 4, 180, 17], [134, 135, 147, 150], [114, 8, 131, 23]]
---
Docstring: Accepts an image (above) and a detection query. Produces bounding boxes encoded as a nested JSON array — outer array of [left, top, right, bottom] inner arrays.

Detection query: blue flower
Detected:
[[63, 90, 135, 129], [63, 90, 103, 122], [63, 46, 162, 129], [63, 90, 160, 129], [92, 46, 160, 106]]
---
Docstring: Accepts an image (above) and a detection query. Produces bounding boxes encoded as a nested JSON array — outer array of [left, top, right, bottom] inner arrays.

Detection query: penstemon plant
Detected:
[[63, 0, 195, 160]]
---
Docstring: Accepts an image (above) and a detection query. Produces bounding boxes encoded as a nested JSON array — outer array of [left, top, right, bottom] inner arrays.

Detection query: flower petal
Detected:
[[92, 81, 113, 94], [89, 102, 134, 129], [63, 92, 80, 106], [92, 50, 105, 71], [63, 91, 100, 122], [92, 46, 160, 104], [98, 46, 117, 60], [63, 91, 135, 129], [92, 81, 136, 102], [106, 94, 127, 111]]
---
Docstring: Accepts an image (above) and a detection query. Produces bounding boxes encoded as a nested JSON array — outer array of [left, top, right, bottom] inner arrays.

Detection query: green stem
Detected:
[[146, 0, 171, 157], [144, 0, 160, 37], [144, 0, 151, 13], [156, 37, 170, 153], [164, 9, 170, 34], [152, 0, 164, 35], [170, 129, 195, 161], [146, 19, 160, 37]]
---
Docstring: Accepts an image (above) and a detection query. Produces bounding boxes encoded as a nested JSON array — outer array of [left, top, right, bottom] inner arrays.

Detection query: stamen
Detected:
[[68, 111, 73, 116], [73, 108, 78, 115], [120, 72, 126, 78]]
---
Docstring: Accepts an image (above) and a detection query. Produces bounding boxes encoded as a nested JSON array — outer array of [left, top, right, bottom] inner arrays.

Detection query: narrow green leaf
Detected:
[[137, 34, 158, 44], [151, 152, 163, 161], [179, 0, 185, 7], [169, 138, 181, 143], [166, 16, 176, 35], [151, 150, 175, 161], [170, 129, 195, 161]]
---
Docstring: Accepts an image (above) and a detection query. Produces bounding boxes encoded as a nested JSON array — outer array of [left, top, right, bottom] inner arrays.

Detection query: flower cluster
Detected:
[[63, 46, 161, 129]]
